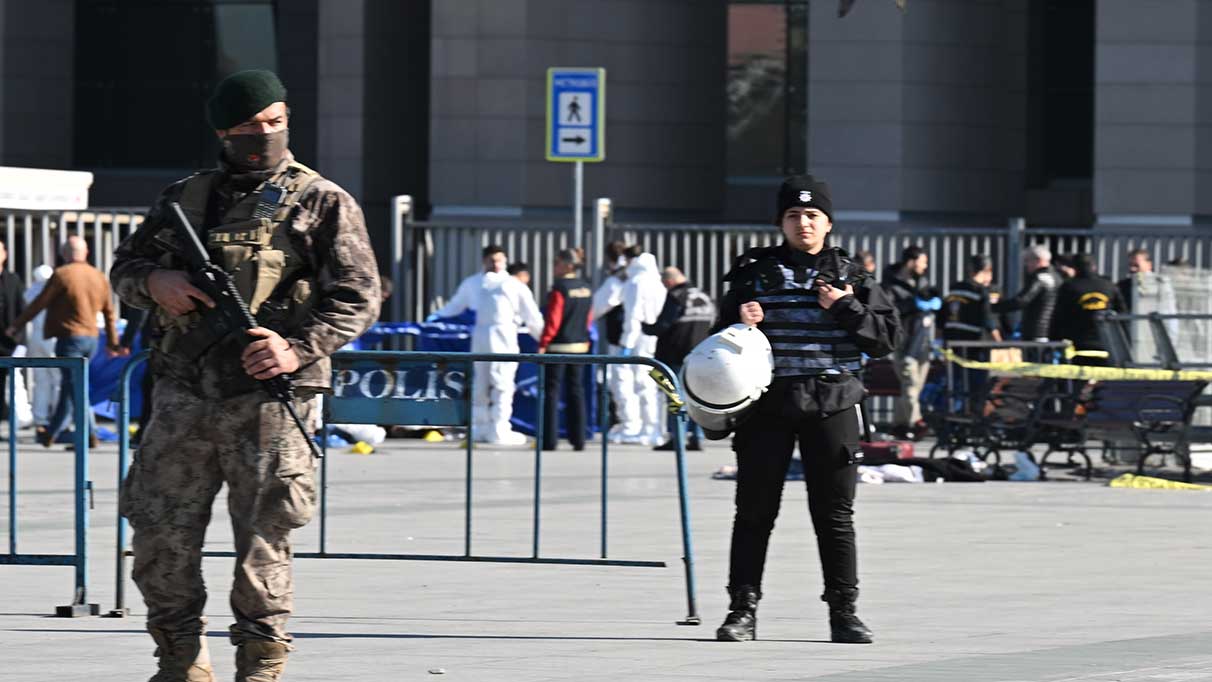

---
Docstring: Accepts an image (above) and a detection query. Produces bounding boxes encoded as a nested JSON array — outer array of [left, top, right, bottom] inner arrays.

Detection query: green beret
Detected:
[[206, 69, 287, 130]]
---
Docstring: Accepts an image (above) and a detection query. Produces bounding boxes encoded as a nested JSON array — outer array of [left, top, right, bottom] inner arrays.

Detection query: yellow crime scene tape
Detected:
[[941, 348, 1212, 382], [648, 368, 686, 413], [1109, 473, 1212, 491]]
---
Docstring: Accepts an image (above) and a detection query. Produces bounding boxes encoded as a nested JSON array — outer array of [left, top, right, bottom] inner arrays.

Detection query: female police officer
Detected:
[[714, 175, 899, 643]]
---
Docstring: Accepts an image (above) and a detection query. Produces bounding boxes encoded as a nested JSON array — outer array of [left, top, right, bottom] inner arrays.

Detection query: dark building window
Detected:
[[74, 0, 278, 170], [215, 3, 278, 76], [1039, 0, 1094, 183], [726, 1, 808, 182]]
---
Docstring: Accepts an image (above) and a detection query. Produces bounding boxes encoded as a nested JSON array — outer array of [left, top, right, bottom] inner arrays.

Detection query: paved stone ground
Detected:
[[3, 435, 1212, 681]]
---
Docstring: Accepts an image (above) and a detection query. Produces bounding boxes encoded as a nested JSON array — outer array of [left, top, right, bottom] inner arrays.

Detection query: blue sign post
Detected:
[[546, 67, 605, 163], [546, 67, 605, 249]]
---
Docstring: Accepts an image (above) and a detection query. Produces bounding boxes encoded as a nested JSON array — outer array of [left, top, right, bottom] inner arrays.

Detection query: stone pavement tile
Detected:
[[4, 438, 1212, 680], [802, 634, 1212, 681]]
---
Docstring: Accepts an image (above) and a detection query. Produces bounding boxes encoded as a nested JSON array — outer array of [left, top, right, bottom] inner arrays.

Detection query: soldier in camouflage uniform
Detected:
[[111, 70, 381, 682]]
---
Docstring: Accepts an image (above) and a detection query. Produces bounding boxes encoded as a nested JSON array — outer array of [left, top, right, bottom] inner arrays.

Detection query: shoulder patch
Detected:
[[288, 161, 319, 177]]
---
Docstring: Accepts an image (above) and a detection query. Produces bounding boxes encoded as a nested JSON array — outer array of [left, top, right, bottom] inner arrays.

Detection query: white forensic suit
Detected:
[[23, 265, 58, 427], [591, 263, 629, 436], [614, 253, 667, 444], [470, 271, 543, 444], [432, 272, 486, 321]]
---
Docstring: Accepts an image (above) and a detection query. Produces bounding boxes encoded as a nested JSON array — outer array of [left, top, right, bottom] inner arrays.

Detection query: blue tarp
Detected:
[[352, 314, 601, 438]]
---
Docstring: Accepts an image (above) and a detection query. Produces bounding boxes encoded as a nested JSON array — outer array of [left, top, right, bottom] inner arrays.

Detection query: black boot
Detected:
[[716, 585, 759, 641], [824, 588, 873, 644]]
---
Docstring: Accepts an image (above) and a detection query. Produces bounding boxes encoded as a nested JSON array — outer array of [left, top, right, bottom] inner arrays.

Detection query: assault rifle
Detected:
[[168, 202, 322, 459]]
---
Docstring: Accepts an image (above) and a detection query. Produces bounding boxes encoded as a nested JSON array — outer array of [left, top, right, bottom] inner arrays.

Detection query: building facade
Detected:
[[0, 0, 1208, 264]]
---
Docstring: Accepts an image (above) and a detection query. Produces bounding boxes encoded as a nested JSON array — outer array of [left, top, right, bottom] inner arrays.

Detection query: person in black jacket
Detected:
[[0, 241, 25, 421], [882, 245, 939, 439], [994, 245, 1060, 344], [713, 175, 899, 645], [1053, 253, 1077, 282], [641, 266, 714, 451], [942, 255, 1000, 409], [1115, 248, 1153, 313], [1052, 254, 1125, 366], [538, 248, 593, 450]]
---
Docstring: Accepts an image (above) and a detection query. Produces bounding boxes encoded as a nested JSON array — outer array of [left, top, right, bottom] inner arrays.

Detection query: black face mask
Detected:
[[222, 129, 289, 171]]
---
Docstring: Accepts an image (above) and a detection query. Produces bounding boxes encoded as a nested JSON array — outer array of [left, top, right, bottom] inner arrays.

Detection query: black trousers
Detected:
[[0, 367, 9, 420], [542, 360, 587, 450], [728, 404, 862, 594]]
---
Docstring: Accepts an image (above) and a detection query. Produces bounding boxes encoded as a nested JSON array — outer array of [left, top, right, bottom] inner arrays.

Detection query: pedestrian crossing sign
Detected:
[[546, 67, 605, 162]]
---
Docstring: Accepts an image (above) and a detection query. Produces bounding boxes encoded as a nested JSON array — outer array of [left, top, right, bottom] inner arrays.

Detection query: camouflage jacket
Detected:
[[111, 152, 381, 398]]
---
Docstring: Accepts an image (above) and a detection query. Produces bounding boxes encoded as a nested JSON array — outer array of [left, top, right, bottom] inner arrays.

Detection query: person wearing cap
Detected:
[[110, 70, 380, 681], [712, 175, 899, 644]]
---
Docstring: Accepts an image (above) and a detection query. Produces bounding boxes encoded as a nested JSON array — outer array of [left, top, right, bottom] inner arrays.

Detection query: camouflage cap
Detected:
[[207, 69, 287, 130]]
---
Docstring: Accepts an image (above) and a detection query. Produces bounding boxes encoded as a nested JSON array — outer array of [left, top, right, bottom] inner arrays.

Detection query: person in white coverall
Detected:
[[23, 265, 58, 427], [591, 242, 631, 436], [429, 245, 543, 444], [615, 252, 667, 444]]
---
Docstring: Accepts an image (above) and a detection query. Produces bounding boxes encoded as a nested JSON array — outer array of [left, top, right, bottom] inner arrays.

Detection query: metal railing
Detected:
[[392, 196, 1212, 326], [1097, 312, 1212, 371], [391, 197, 1029, 322], [1024, 228, 1212, 278], [0, 208, 145, 286], [113, 350, 702, 625], [13, 197, 1212, 331], [0, 356, 97, 616]]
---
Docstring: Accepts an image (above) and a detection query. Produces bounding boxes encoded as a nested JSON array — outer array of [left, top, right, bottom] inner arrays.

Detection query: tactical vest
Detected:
[[943, 280, 989, 340], [547, 275, 593, 353], [730, 247, 863, 379], [153, 161, 321, 361]]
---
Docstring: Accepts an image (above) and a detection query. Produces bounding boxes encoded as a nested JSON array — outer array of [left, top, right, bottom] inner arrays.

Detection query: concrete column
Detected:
[[807, 0, 1030, 223], [429, 0, 726, 219], [316, 0, 367, 199], [1094, 0, 1199, 225], [807, 0, 905, 217], [278, 0, 320, 167]]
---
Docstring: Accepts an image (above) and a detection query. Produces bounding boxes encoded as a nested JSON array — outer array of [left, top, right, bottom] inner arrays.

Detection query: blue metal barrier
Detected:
[[107, 349, 148, 617], [112, 350, 700, 626], [0, 356, 98, 616]]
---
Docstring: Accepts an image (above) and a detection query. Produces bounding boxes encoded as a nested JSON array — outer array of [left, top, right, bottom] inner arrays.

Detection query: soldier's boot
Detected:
[[147, 629, 215, 682], [824, 588, 873, 644], [715, 585, 759, 641], [235, 640, 290, 682]]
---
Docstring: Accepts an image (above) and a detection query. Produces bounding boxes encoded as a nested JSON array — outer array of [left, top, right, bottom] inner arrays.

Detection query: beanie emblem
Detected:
[[798, 190, 812, 203]]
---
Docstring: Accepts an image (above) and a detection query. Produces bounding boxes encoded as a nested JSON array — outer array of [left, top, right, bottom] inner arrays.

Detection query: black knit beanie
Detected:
[[206, 70, 287, 130], [775, 174, 833, 224]]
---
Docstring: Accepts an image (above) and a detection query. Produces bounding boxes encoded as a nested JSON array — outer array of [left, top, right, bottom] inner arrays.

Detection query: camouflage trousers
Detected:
[[120, 377, 317, 645]]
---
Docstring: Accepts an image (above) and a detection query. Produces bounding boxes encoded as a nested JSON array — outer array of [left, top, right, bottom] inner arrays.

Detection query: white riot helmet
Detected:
[[680, 324, 774, 440]]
